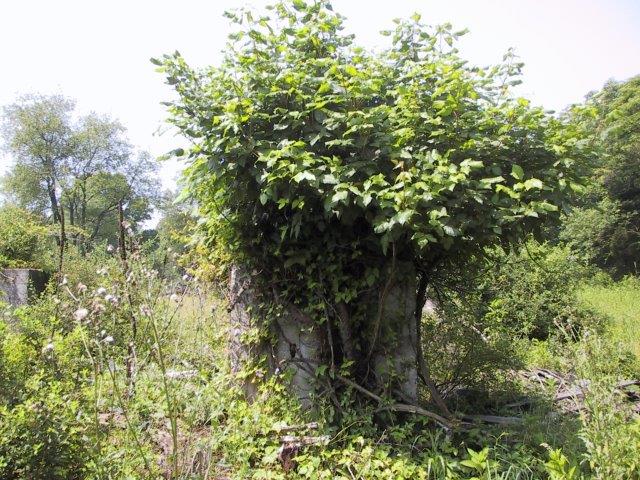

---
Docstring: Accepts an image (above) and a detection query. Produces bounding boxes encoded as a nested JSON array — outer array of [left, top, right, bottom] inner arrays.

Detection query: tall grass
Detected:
[[579, 277, 640, 363]]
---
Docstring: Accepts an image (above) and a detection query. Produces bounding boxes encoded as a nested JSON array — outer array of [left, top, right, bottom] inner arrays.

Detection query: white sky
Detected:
[[1, 0, 639, 191]]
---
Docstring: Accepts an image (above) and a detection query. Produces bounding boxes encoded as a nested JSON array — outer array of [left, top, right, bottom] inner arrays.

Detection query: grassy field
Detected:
[[580, 277, 640, 362]]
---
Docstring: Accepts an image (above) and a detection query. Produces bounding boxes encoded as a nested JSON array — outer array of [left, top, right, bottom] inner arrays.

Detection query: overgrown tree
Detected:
[[157, 1, 591, 406]]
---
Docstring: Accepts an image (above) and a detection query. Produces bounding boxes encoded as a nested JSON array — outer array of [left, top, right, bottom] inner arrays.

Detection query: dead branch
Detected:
[[334, 374, 453, 429], [274, 422, 319, 433], [461, 414, 523, 425], [279, 435, 330, 445]]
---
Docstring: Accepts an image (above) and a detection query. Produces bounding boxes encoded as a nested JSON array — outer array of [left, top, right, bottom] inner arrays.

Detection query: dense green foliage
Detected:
[[0, 240, 638, 479], [0, 205, 51, 269], [0, 1, 638, 478], [560, 75, 640, 276], [479, 243, 599, 340], [160, 0, 590, 275]]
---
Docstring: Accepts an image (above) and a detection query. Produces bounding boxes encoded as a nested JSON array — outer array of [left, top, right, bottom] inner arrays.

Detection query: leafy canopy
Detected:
[[157, 1, 590, 293]]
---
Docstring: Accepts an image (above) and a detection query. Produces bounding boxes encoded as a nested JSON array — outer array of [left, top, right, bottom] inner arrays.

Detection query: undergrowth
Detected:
[[0, 242, 639, 479]]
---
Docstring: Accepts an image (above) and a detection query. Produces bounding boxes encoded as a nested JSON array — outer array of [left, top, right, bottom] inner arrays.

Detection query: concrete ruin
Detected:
[[0, 269, 49, 307]]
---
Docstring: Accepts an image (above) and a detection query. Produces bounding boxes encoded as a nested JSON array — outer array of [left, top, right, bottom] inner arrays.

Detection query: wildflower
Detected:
[[96, 268, 108, 276], [170, 293, 180, 303], [139, 304, 152, 316], [77, 283, 87, 293], [103, 335, 114, 344], [74, 308, 89, 322], [182, 274, 190, 281], [95, 287, 107, 296], [104, 294, 118, 305], [106, 244, 114, 253], [42, 342, 54, 353], [60, 275, 68, 286]]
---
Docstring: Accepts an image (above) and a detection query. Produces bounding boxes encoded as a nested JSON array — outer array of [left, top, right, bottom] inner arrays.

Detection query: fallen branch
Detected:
[[274, 422, 319, 433], [461, 414, 523, 426], [335, 374, 453, 429], [280, 435, 330, 445], [505, 378, 640, 408]]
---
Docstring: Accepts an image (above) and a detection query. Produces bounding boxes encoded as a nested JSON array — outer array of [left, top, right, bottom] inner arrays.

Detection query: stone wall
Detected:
[[0, 269, 49, 306]]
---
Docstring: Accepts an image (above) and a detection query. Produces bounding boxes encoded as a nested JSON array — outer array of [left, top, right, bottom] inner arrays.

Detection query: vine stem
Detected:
[[106, 359, 152, 473], [366, 242, 396, 363]]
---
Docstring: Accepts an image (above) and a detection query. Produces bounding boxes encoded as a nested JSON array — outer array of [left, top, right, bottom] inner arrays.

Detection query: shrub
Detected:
[[421, 242, 600, 401], [0, 205, 51, 270], [480, 242, 600, 340], [0, 298, 92, 479], [0, 380, 89, 480]]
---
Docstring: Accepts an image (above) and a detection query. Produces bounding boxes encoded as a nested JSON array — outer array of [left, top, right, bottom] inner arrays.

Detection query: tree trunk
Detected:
[[47, 179, 61, 224], [228, 265, 326, 405], [228, 261, 418, 405]]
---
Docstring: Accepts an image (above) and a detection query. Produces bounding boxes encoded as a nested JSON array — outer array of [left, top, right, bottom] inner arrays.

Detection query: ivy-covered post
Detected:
[[228, 265, 265, 400], [368, 260, 418, 402], [158, 0, 591, 409]]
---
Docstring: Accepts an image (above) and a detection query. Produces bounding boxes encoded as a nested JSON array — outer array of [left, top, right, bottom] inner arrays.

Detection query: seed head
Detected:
[[74, 308, 89, 322]]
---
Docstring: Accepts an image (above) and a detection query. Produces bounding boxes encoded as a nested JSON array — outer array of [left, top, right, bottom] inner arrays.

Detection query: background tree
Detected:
[[1, 94, 74, 223], [1, 94, 160, 250], [560, 75, 640, 276], [158, 1, 591, 404]]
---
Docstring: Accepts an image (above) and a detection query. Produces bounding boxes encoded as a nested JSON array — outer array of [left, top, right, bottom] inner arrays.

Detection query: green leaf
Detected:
[[480, 176, 505, 188], [511, 164, 524, 180], [345, 65, 358, 76], [321, 174, 338, 184], [394, 209, 414, 225], [292, 0, 307, 11], [293, 171, 316, 183], [524, 178, 543, 190], [331, 190, 348, 204]]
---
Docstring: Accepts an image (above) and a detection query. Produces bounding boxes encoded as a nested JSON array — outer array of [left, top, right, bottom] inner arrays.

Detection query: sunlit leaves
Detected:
[[159, 0, 592, 282]]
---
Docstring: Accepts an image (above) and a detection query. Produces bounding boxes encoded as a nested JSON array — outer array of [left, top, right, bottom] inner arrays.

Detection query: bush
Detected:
[[421, 242, 601, 401], [0, 205, 51, 270], [0, 380, 89, 480], [0, 297, 92, 479], [560, 197, 640, 278], [480, 242, 600, 340]]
